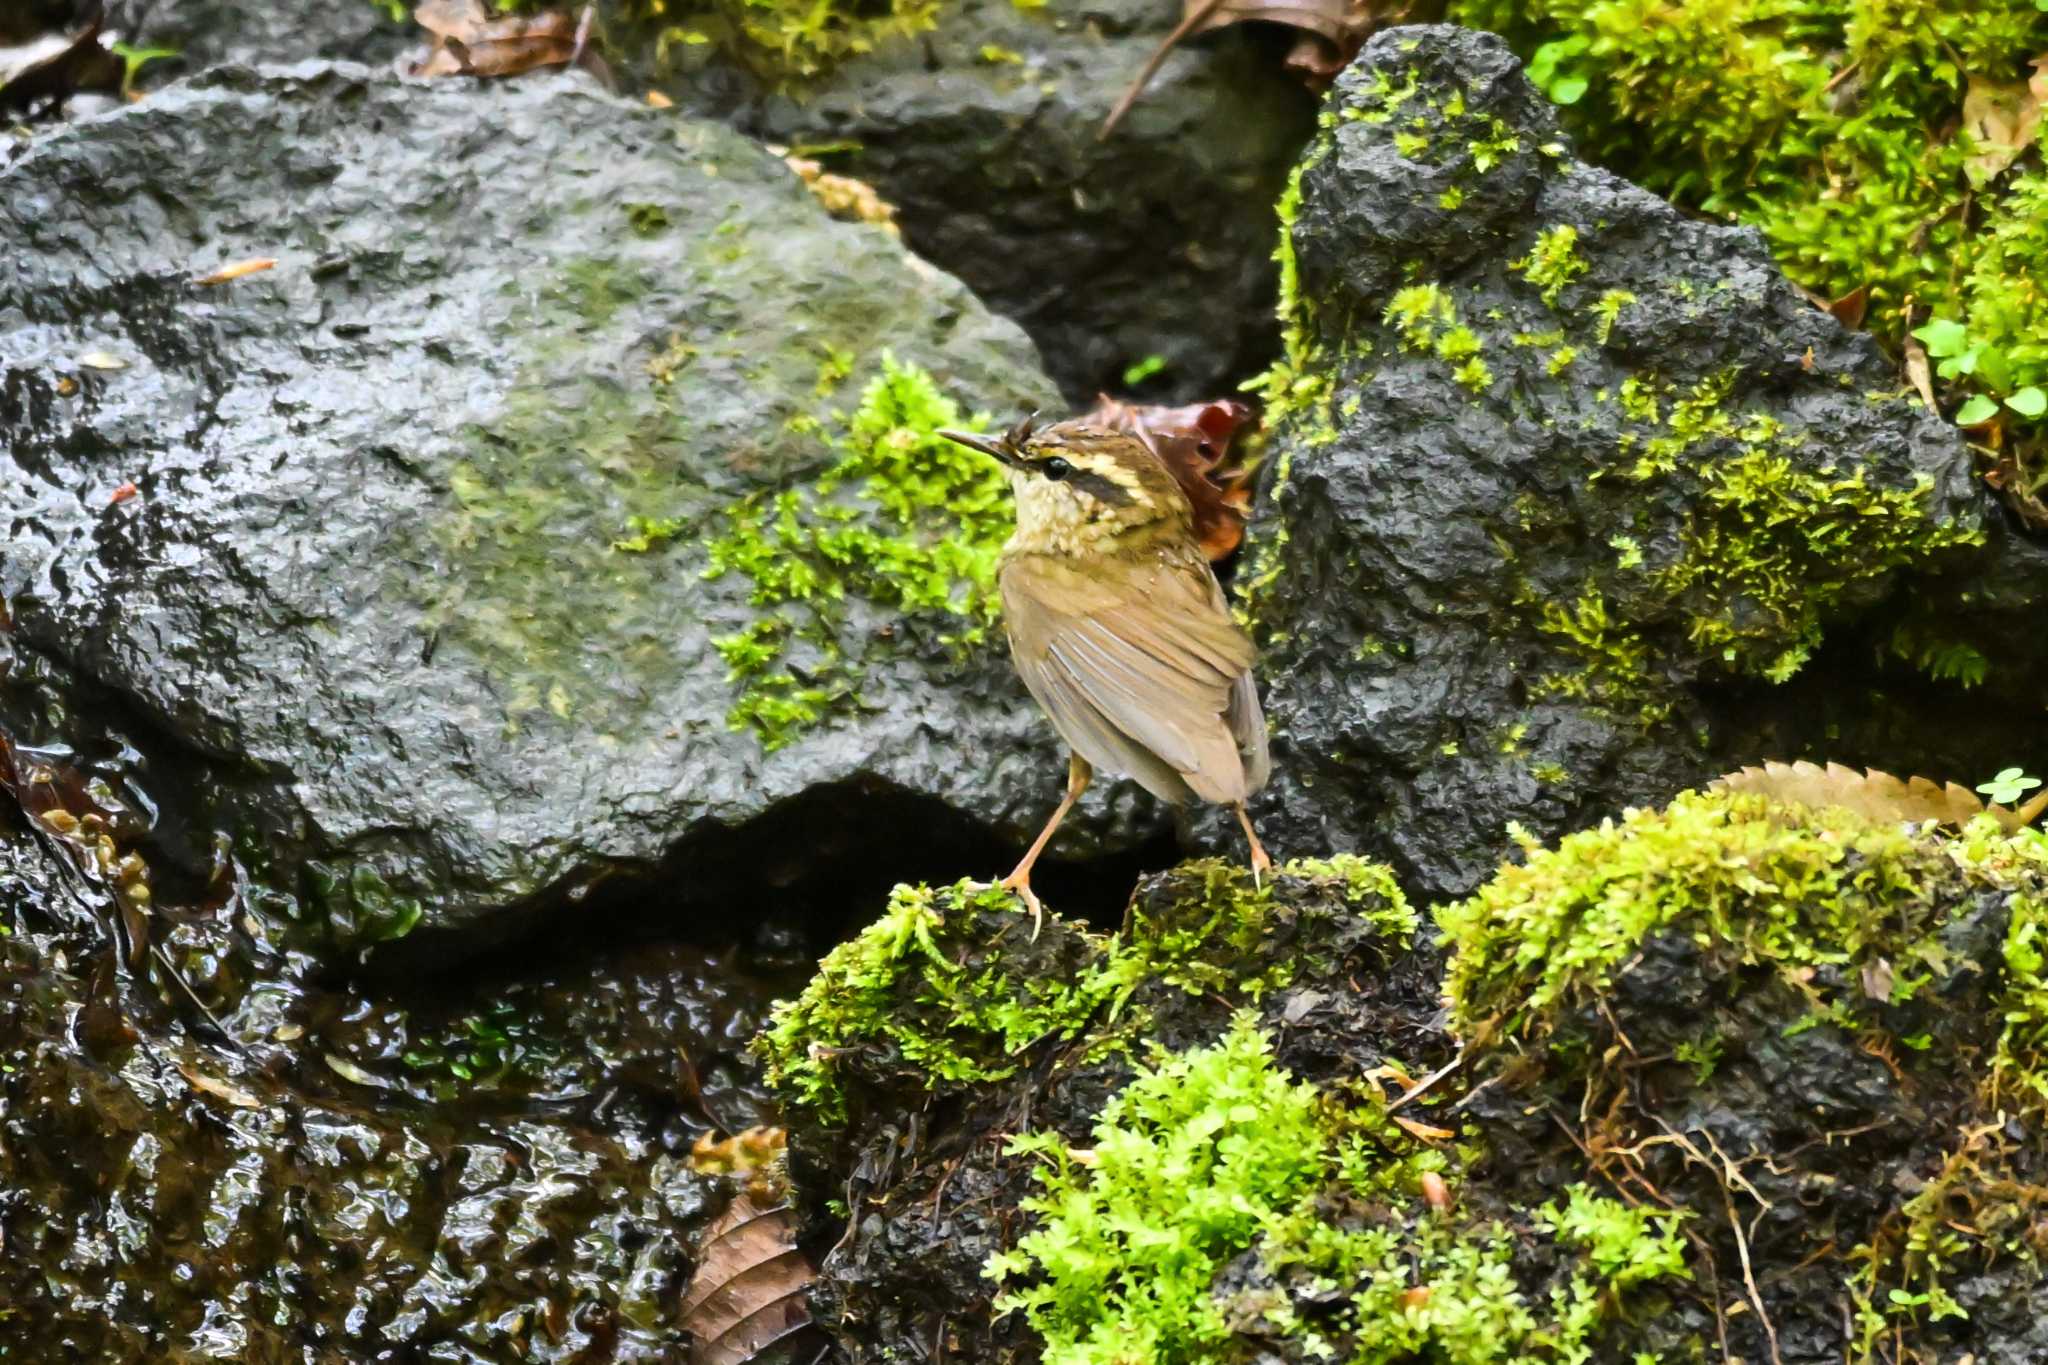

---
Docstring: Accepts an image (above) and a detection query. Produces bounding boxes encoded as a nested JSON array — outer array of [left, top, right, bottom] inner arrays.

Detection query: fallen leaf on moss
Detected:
[[1961, 71, 2041, 188], [680, 1194, 821, 1365], [1101, 0, 1376, 137], [1087, 394, 1255, 561], [1712, 759, 2048, 832]]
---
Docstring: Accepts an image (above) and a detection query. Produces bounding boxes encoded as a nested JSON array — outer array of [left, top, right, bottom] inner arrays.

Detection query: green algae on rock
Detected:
[[1237, 26, 2003, 900]]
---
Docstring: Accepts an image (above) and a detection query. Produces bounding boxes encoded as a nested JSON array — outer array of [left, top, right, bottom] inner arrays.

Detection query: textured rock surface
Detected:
[[90, 0, 1317, 403], [729, 0, 1317, 402], [1241, 26, 2023, 899], [0, 786, 807, 1361], [0, 64, 1168, 959]]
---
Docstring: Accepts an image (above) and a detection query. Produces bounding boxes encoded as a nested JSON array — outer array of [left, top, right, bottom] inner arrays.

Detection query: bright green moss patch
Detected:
[[1513, 224, 1587, 305], [1448, 0, 2048, 482], [700, 355, 1008, 748], [987, 1016, 1690, 1365], [1438, 790, 1954, 1038], [757, 880, 1121, 1125], [761, 857, 1413, 1128]]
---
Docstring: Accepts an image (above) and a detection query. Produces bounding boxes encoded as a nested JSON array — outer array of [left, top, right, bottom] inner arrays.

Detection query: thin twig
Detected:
[[1099, 0, 1230, 140], [1386, 1049, 1463, 1113]]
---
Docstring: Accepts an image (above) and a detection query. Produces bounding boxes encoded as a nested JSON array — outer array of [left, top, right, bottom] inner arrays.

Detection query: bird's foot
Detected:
[[998, 869, 1047, 941]]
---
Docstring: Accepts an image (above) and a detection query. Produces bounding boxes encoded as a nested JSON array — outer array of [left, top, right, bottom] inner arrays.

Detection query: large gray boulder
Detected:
[[1241, 26, 2019, 898], [104, 0, 1318, 402], [0, 63, 1157, 959]]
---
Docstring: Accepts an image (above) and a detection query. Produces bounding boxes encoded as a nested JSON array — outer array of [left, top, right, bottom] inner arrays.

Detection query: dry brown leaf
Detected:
[[1087, 395, 1256, 561], [193, 257, 278, 286], [681, 1194, 822, 1365], [1828, 283, 1870, 331], [410, 0, 595, 80], [1712, 759, 2048, 832], [1902, 333, 1937, 412], [1962, 72, 2042, 188], [1391, 1114, 1456, 1143], [785, 157, 899, 234], [1101, 0, 1375, 136]]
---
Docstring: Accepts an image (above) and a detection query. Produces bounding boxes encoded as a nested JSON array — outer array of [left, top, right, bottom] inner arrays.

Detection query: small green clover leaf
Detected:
[[1976, 767, 2042, 805], [1955, 394, 2000, 426], [2006, 386, 2047, 418]]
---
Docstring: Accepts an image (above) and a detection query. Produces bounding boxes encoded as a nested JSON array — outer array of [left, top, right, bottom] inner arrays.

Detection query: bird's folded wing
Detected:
[[1003, 552, 1258, 805]]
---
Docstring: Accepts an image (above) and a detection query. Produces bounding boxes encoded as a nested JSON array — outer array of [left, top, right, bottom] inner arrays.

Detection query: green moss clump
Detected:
[[701, 355, 1009, 748], [1662, 446, 1983, 681], [1437, 790, 1959, 1038], [757, 881, 1121, 1124], [986, 1015, 1690, 1364], [1513, 224, 1587, 305], [1447, 0, 2048, 473], [761, 856, 1414, 1128]]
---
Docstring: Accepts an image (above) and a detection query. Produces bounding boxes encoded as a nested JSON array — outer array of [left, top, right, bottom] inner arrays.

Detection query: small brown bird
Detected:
[[940, 415, 1272, 921]]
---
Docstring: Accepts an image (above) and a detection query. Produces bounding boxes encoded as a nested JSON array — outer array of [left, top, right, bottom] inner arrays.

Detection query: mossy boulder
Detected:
[[761, 861, 1695, 1363], [1238, 25, 2035, 899], [1440, 791, 2048, 1362], [0, 63, 1153, 961], [764, 795, 2048, 1363]]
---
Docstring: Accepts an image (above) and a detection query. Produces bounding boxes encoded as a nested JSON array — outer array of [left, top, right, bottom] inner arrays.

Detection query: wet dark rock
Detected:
[[1240, 26, 2034, 900], [0, 63, 1161, 961], [724, 0, 1318, 402], [109, 0, 411, 71], [0, 800, 806, 1360]]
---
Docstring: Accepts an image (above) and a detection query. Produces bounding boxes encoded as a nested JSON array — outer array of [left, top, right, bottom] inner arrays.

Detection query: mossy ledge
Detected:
[[765, 792, 2048, 1362]]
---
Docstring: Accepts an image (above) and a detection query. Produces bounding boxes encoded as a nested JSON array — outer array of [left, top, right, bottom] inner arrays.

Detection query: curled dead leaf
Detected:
[[1712, 759, 2048, 832], [1902, 333, 1937, 413], [681, 1194, 823, 1365], [1391, 1114, 1455, 1143], [410, 0, 604, 81], [1087, 394, 1256, 561]]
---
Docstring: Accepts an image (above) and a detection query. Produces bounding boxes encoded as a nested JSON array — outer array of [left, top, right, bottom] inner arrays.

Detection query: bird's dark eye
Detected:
[[1041, 457, 1072, 481]]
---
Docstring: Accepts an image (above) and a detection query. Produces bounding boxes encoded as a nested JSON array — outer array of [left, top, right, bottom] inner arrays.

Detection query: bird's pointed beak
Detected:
[[939, 428, 1017, 466]]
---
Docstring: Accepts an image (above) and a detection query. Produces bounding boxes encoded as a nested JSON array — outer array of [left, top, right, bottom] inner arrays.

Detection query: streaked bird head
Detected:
[[940, 415, 1190, 556]]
